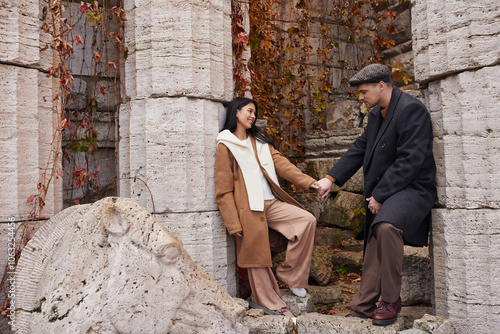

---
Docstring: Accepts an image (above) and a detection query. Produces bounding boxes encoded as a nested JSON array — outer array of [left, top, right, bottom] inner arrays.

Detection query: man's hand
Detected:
[[366, 196, 382, 215], [317, 178, 333, 198]]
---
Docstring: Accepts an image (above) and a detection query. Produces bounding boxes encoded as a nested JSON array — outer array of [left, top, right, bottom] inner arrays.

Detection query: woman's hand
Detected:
[[234, 231, 243, 238], [309, 181, 319, 190]]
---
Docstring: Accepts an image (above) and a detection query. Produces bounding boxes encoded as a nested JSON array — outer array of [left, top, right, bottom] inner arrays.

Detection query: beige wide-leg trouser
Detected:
[[247, 199, 316, 311]]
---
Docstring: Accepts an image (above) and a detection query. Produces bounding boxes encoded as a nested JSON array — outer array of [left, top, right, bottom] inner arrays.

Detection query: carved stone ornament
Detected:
[[14, 197, 248, 333]]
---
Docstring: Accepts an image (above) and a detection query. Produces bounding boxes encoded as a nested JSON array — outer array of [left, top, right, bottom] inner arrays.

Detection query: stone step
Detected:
[[304, 129, 363, 159]]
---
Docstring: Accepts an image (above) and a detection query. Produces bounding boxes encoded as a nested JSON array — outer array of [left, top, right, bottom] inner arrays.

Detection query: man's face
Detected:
[[357, 82, 383, 109]]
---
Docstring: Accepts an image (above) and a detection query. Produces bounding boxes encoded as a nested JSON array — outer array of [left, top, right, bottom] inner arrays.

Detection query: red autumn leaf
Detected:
[[94, 50, 101, 62], [107, 61, 117, 70], [75, 200, 81, 205], [100, 85, 106, 95], [74, 35, 83, 45], [27, 195, 36, 203]]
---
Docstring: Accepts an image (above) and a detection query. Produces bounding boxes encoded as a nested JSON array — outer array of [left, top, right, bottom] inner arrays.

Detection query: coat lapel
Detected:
[[365, 87, 402, 170]]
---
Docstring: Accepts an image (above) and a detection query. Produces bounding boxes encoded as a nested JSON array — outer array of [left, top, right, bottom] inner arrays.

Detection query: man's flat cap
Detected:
[[348, 64, 391, 86]]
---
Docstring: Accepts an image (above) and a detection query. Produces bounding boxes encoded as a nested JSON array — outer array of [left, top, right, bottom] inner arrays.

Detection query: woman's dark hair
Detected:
[[222, 97, 274, 146]]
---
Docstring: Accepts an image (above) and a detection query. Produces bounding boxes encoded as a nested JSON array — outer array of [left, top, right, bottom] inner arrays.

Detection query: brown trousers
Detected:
[[247, 199, 316, 311], [350, 222, 404, 317]]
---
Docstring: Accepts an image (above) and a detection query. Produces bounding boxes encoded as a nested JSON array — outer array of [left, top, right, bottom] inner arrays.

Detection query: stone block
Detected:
[[315, 227, 355, 248], [413, 314, 454, 334], [319, 191, 365, 229], [156, 211, 237, 296], [325, 99, 365, 131], [309, 246, 334, 286], [431, 208, 500, 333], [119, 97, 224, 214], [0, 1, 40, 66], [401, 246, 432, 306], [14, 197, 247, 333], [296, 313, 405, 333], [280, 290, 314, 316], [330, 249, 363, 268], [241, 315, 294, 334], [304, 129, 364, 159], [412, 0, 500, 83], [307, 285, 344, 305], [124, 0, 233, 100], [0, 65, 62, 221], [427, 67, 500, 209], [291, 191, 322, 219]]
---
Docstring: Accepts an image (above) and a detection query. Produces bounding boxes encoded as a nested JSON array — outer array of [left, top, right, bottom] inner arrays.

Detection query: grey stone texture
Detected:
[[431, 209, 500, 333], [0, 64, 62, 221], [319, 191, 365, 229], [14, 197, 247, 334], [427, 66, 500, 209], [307, 285, 344, 305], [309, 246, 334, 286], [296, 313, 405, 333], [241, 315, 294, 334], [412, 0, 500, 83], [123, 0, 232, 101], [401, 246, 432, 306], [281, 291, 315, 316]]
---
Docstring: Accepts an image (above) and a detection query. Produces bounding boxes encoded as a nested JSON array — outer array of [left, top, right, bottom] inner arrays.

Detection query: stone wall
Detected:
[[0, 0, 62, 282], [412, 0, 500, 332], [118, 0, 236, 295]]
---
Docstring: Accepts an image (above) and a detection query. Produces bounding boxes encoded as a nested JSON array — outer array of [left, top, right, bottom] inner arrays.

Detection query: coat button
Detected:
[[381, 142, 386, 149], [260, 217, 265, 221]]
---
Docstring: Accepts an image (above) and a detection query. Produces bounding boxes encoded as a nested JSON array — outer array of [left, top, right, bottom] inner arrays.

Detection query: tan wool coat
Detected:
[[215, 137, 316, 268]]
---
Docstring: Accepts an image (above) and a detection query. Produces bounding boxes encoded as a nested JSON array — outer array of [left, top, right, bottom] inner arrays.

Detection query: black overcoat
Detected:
[[328, 87, 437, 248]]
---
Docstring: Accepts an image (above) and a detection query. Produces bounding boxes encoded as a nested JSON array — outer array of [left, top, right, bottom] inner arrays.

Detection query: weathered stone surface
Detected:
[[0, 1, 40, 66], [291, 192, 323, 219], [296, 313, 405, 333], [241, 315, 294, 334], [427, 66, 500, 209], [319, 191, 365, 230], [0, 65, 62, 221], [307, 286, 344, 305], [401, 246, 432, 306], [310, 246, 334, 286], [297, 158, 364, 193], [325, 100, 365, 131], [304, 129, 364, 159], [413, 314, 454, 334], [156, 211, 237, 296], [14, 197, 247, 333], [399, 306, 434, 332], [119, 97, 224, 213], [330, 249, 363, 268], [281, 290, 314, 316], [315, 227, 355, 248], [123, 0, 232, 100], [431, 208, 500, 333], [412, 0, 500, 83]]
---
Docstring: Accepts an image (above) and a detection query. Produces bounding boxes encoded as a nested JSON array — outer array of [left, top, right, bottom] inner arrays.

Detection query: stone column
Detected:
[[412, 0, 500, 332], [0, 1, 62, 278], [120, 0, 236, 294]]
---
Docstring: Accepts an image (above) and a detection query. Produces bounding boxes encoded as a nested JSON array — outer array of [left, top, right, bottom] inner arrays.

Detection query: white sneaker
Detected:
[[290, 287, 307, 298]]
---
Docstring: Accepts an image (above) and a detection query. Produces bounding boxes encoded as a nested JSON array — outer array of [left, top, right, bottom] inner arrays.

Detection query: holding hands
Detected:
[[317, 178, 334, 198]]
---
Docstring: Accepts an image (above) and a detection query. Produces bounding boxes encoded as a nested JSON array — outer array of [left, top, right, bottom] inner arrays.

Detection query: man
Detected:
[[317, 64, 437, 326]]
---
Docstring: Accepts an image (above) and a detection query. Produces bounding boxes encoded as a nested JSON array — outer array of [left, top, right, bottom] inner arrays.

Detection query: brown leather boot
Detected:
[[372, 297, 401, 326]]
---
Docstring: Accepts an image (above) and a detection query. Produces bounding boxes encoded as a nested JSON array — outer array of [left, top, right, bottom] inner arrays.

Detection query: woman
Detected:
[[215, 97, 318, 316]]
